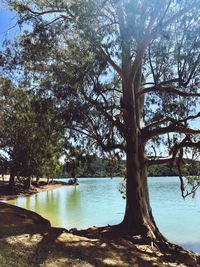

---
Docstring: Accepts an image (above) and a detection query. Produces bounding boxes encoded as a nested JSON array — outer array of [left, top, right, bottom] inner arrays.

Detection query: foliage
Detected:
[[80, 158, 124, 178], [63, 146, 95, 179], [0, 76, 64, 187]]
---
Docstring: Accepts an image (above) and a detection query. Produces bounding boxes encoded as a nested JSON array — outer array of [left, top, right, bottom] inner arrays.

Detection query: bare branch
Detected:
[[148, 45, 157, 84], [159, 0, 173, 25], [169, 137, 200, 199]]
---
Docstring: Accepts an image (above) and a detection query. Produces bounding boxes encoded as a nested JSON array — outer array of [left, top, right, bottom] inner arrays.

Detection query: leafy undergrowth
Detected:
[[0, 202, 199, 267]]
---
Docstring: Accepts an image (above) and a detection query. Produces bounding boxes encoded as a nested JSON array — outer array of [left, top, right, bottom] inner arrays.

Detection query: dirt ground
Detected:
[[0, 202, 199, 267]]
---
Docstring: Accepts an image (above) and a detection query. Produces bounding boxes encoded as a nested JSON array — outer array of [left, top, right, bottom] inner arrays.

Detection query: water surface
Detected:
[[6, 177, 200, 253]]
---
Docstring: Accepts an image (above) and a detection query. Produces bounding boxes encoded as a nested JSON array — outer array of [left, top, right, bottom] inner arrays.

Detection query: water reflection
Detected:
[[66, 187, 81, 210], [6, 178, 125, 230], [26, 197, 30, 210], [34, 194, 38, 211]]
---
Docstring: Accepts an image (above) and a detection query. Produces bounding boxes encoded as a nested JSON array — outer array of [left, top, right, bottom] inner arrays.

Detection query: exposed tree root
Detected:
[[71, 224, 200, 266]]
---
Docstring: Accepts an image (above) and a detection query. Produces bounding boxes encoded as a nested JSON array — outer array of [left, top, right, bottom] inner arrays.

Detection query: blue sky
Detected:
[[0, 4, 18, 48]]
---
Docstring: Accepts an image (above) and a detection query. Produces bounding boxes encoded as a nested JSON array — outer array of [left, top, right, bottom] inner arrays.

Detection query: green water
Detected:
[[6, 177, 200, 253]]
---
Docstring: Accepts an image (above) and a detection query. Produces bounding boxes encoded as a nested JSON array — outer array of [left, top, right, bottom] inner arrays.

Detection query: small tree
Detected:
[[64, 146, 94, 183], [0, 155, 8, 181], [0, 76, 64, 191]]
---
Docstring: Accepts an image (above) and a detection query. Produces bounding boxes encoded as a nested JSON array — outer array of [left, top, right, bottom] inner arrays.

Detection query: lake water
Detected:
[[6, 177, 200, 253]]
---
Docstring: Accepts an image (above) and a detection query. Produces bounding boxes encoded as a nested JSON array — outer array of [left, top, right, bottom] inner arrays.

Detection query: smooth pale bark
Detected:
[[121, 149, 159, 238], [119, 72, 163, 239]]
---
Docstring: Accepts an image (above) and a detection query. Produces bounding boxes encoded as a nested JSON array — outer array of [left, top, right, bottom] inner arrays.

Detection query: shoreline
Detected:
[[0, 180, 73, 201]]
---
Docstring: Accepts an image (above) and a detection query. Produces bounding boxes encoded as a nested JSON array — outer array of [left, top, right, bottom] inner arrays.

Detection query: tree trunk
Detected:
[[73, 176, 77, 186], [25, 177, 32, 189], [9, 170, 15, 194], [36, 175, 40, 186], [120, 76, 163, 240], [120, 137, 163, 240]]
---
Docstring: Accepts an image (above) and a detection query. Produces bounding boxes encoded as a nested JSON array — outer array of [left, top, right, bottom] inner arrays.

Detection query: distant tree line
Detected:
[[61, 157, 200, 178], [148, 160, 200, 177]]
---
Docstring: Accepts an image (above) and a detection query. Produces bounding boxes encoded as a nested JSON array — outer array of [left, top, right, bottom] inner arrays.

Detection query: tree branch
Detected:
[[143, 125, 200, 143], [44, 15, 69, 27], [145, 118, 176, 130], [69, 126, 98, 141], [100, 46, 123, 78], [176, 147, 185, 198], [129, 1, 168, 81], [69, 126, 125, 152], [159, 2, 198, 31], [147, 156, 173, 166], [19, 5, 66, 16], [184, 53, 200, 87], [130, 1, 198, 84], [130, 33, 153, 82], [145, 112, 200, 130], [79, 85, 125, 136], [147, 139, 200, 167], [136, 84, 200, 98], [99, 142, 125, 152]]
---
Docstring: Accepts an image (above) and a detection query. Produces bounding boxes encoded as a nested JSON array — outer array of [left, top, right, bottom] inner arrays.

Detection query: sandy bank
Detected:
[[0, 179, 72, 201]]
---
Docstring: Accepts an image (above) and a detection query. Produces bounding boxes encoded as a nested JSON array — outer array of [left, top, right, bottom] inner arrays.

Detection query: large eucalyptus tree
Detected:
[[3, 0, 200, 241]]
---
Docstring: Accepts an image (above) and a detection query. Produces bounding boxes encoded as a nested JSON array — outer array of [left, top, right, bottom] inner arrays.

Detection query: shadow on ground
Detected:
[[0, 202, 199, 267]]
